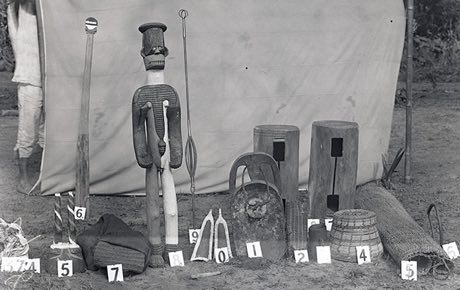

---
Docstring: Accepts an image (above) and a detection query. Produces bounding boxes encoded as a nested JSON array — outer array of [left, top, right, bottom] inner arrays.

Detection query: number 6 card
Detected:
[[74, 206, 86, 220]]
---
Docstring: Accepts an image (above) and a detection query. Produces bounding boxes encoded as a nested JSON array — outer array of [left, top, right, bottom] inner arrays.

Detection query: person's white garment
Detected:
[[14, 84, 44, 157], [8, 1, 44, 158]]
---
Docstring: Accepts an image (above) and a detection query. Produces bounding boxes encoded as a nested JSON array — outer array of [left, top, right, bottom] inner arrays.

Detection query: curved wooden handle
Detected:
[[228, 152, 281, 194]]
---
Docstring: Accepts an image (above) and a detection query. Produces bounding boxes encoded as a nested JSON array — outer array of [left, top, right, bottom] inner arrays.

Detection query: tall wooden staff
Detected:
[[76, 17, 97, 217], [404, 0, 414, 184]]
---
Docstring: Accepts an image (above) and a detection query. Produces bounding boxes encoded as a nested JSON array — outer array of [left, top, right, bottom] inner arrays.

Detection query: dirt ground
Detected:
[[1, 74, 460, 289]]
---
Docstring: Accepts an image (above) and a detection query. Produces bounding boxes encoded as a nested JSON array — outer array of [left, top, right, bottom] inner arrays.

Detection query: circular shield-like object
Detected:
[[330, 209, 383, 262], [231, 180, 286, 261]]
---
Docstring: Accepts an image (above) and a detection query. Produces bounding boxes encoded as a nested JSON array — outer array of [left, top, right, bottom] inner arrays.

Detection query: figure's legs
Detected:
[[160, 100, 179, 256], [162, 166, 179, 253], [146, 167, 164, 267], [15, 84, 43, 194]]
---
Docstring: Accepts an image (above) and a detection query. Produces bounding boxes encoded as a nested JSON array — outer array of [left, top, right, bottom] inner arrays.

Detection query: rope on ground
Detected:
[[0, 217, 40, 258]]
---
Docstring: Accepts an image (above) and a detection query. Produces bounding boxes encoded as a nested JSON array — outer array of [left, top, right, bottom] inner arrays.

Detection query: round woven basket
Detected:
[[330, 209, 383, 262]]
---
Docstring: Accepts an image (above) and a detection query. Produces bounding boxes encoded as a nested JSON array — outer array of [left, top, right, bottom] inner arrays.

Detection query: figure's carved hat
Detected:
[[139, 23, 169, 70]]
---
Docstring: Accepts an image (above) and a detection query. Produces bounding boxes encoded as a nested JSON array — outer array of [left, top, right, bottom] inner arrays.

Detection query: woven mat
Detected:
[[356, 183, 453, 277]]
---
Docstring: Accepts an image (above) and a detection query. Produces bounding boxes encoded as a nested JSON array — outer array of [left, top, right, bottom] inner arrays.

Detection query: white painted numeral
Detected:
[[1, 256, 26, 272], [58, 260, 73, 277], [356, 246, 371, 265], [169, 251, 185, 267], [0, 257, 39, 273], [215, 247, 230, 264], [246, 241, 263, 258], [189, 229, 201, 244], [442, 242, 459, 260], [294, 250, 309, 263], [401, 261, 417, 281], [316, 246, 331, 264], [325, 218, 333, 231], [24, 258, 40, 273], [74, 207, 86, 220], [107, 264, 123, 282]]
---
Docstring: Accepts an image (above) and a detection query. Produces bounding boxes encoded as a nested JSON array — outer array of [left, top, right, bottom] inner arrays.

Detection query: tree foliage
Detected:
[[409, 0, 460, 83]]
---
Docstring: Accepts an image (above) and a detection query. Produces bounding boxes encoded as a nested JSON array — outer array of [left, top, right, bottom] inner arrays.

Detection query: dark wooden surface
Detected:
[[253, 125, 304, 254], [75, 32, 95, 215], [308, 120, 359, 219], [253, 125, 299, 201]]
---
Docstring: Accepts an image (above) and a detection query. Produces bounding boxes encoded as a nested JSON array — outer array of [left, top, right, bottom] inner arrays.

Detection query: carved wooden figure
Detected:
[[132, 23, 182, 267]]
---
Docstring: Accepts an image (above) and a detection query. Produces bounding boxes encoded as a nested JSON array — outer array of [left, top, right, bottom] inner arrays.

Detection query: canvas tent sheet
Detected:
[[38, 0, 405, 195]]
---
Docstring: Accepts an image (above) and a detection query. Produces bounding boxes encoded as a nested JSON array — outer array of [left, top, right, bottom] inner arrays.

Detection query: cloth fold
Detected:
[[76, 214, 151, 274]]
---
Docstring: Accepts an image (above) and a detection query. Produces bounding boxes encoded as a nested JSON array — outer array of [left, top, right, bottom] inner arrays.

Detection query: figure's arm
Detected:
[[132, 93, 162, 168]]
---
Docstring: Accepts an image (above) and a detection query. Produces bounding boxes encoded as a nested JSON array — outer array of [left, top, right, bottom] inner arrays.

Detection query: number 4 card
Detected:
[[356, 246, 371, 265]]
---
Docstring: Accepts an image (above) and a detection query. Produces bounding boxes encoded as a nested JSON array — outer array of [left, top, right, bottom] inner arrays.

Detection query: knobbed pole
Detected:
[[76, 17, 98, 217], [179, 9, 198, 228], [404, 0, 414, 184]]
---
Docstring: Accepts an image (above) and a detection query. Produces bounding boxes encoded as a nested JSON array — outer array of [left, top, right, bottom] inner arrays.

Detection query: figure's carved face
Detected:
[[139, 24, 169, 70]]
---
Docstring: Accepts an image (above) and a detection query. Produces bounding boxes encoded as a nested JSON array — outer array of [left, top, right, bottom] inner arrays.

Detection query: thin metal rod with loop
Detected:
[[179, 9, 198, 228]]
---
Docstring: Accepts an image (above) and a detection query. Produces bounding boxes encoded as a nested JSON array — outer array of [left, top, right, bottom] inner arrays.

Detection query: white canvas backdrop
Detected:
[[38, 0, 405, 195]]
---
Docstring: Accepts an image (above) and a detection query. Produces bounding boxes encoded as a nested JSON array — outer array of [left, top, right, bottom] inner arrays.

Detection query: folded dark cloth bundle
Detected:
[[76, 214, 151, 274]]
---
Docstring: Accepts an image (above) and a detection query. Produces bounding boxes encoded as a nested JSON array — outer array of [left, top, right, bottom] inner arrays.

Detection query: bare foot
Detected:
[[149, 254, 165, 268]]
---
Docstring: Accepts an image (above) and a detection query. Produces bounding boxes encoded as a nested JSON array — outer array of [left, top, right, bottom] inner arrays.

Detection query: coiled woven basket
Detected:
[[330, 209, 383, 262]]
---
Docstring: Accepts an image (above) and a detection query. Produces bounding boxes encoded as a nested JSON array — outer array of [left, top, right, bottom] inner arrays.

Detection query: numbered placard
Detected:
[[189, 229, 201, 244], [1, 257, 40, 273], [74, 207, 86, 220], [325, 218, 333, 231], [246, 241, 263, 258], [356, 246, 371, 265], [107, 264, 124, 282], [316, 246, 332, 264], [58, 260, 73, 277], [215, 247, 230, 264], [294, 250, 309, 263], [307, 219, 320, 230], [401, 261, 417, 281], [168, 251, 185, 267], [442, 242, 459, 260]]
